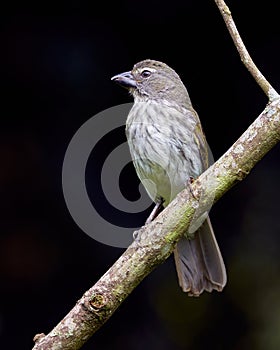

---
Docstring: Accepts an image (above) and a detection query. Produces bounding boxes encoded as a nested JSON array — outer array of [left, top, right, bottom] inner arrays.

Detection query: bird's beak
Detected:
[[111, 71, 136, 89]]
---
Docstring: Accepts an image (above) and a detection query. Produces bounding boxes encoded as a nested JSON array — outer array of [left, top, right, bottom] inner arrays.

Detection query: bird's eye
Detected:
[[140, 70, 152, 78]]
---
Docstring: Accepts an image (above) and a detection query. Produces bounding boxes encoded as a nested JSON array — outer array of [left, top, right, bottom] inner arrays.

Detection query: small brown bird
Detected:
[[112, 59, 226, 296]]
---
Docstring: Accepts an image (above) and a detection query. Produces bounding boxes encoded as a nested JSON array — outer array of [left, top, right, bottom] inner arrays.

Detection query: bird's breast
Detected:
[[126, 100, 204, 203]]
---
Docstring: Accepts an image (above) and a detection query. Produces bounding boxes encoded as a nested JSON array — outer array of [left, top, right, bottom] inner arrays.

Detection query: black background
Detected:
[[1, 1, 280, 349]]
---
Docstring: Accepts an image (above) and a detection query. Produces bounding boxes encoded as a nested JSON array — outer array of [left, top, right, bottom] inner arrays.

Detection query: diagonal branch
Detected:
[[214, 0, 278, 100], [32, 99, 280, 350], [32, 1, 280, 349]]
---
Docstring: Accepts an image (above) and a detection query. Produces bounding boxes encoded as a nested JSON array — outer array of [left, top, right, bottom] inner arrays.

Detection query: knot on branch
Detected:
[[88, 294, 107, 311], [33, 333, 45, 343]]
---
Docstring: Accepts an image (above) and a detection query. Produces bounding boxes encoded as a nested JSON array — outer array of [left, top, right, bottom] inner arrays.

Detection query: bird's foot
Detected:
[[145, 198, 164, 224]]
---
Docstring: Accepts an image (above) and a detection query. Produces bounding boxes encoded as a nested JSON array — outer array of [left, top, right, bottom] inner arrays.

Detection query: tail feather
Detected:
[[174, 217, 226, 296]]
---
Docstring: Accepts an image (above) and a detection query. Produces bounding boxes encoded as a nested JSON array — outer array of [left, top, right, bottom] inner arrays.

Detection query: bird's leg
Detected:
[[133, 198, 164, 242], [145, 197, 164, 224]]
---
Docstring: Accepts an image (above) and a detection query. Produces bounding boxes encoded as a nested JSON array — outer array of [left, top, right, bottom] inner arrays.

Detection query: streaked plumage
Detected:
[[112, 59, 226, 296]]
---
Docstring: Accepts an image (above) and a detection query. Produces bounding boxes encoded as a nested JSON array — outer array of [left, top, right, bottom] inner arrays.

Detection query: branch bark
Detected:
[[33, 1, 280, 349]]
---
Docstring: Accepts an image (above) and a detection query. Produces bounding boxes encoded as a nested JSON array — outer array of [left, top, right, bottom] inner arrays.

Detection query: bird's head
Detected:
[[112, 59, 191, 107]]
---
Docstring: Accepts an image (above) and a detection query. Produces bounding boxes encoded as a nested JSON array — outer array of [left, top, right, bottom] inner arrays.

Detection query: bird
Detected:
[[111, 59, 226, 296]]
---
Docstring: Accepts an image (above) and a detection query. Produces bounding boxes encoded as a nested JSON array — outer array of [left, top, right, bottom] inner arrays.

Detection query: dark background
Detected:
[[1, 1, 280, 349]]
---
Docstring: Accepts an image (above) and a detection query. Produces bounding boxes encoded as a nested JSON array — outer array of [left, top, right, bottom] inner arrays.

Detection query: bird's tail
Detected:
[[174, 217, 227, 296]]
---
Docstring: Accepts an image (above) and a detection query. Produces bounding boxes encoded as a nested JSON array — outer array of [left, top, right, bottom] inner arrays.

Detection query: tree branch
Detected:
[[33, 1, 280, 349], [214, 0, 278, 100]]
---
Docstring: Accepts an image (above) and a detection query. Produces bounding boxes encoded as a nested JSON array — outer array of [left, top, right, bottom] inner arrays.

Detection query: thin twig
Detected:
[[215, 0, 279, 100]]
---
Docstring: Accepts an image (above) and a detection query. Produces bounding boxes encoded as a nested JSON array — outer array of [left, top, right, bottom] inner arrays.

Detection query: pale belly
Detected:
[[126, 101, 204, 205], [127, 129, 199, 205]]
